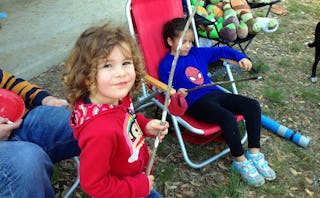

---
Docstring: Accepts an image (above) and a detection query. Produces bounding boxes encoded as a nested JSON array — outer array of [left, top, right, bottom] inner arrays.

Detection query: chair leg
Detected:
[[63, 157, 80, 198], [172, 114, 248, 169]]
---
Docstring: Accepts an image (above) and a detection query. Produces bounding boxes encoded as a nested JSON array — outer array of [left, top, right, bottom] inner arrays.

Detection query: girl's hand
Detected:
[[0, 117, 22, 140], [147, 175, 154, 193], [238, 58, 252, 71], [42, 96, 68, 107], [145, 119, 169, 142], [177, 88, 188, 97]]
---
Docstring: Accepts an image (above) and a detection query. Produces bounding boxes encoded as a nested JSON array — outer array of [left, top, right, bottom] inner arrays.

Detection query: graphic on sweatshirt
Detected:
[[124, 110, 145, 163], [185, 66, 204, 85]]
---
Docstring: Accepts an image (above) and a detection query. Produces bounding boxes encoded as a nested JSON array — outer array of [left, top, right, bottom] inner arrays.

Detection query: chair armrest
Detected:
[[220, 58, 240, 66], [143, 75, 176, 95]]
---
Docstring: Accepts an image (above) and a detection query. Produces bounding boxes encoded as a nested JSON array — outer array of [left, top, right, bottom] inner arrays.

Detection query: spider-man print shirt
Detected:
[[159, 46, 247, 106]]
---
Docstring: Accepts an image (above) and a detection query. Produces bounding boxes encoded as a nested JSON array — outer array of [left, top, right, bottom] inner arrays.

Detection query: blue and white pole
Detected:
[[261, 114, 311, 148]]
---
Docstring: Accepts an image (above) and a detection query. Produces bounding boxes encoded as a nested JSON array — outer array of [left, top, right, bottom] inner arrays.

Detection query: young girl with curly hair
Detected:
[[63, 23, 168, 198]]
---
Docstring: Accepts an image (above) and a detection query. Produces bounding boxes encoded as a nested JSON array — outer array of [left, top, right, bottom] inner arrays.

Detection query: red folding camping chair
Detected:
[[126, 0, 247, 169]]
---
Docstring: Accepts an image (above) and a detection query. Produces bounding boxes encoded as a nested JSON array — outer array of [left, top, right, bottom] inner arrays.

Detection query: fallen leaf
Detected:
[[190, 180, 201, 187], [288, 193, 295, 197], [217, 161, 229, 170], [182, 191, 196, 198], [304, 188, 314, 197], [289, 168, 298, 176], [214, 147, 222, 154], [305, 177, 313, 185], [289, 187, 299, 191], [174, 193, 183, 198]]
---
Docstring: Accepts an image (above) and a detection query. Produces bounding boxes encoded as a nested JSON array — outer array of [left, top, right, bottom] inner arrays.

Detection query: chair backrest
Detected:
[[128, 0, 184, 79]]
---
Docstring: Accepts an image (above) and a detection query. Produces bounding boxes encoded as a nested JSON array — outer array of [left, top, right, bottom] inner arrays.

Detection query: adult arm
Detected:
[[0, 69, 67, 108]]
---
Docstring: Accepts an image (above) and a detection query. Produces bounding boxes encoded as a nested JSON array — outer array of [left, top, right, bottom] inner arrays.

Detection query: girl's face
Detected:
[[89, 44, 136, 105], [168, 30, 194, 56]]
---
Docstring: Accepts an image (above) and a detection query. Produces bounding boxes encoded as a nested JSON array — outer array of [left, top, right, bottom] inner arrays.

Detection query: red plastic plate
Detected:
[[0, 88, 25, 122]]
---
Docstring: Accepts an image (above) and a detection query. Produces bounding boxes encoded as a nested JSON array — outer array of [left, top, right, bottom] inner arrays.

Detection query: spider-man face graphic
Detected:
[[185, 66, 204, 85]]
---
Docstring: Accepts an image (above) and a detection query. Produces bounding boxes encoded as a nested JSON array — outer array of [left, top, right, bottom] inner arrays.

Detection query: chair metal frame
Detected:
[[63, 157, 80, 198], [126, 0, 248, 169]]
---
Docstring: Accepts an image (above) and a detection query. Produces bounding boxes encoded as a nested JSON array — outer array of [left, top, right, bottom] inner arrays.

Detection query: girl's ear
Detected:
[[167, 37, 173, 47], [85, 78, 94, 90], [85, 78, 90, 86]]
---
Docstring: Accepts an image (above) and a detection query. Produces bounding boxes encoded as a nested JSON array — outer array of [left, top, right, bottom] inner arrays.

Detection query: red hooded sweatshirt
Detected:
[[71, 96, 153, 198]]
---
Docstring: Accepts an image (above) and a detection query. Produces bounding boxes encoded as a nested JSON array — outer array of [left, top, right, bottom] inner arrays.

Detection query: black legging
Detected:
[[186, 91, 261, 157]]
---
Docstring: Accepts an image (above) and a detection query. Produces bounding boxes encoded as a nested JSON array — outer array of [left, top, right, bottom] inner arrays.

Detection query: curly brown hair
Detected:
[[62, 23, 145, 108]]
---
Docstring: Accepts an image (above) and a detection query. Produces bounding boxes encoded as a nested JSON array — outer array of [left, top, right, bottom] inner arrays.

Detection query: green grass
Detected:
[[277, 58, 291, 68], [263, 87, 284, 104], [301, 90, 320, 103], [52, 164, 60, 183], [253, 59, 270, 73], [155, 164, 179, 183], [205, 172, 243, 198], [290, 43, 302, 53]]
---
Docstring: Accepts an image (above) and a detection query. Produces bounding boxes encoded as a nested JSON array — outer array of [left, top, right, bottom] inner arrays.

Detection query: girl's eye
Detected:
[[123, 60, 133, 66], [104, 64, 112, 68], [183, 40, 194, 43], [183, 40, 193, 44]]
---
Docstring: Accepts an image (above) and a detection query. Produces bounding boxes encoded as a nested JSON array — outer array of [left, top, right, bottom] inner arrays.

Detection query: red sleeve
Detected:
[[76, 116, 150, 198], [136, 113, 153, 137]]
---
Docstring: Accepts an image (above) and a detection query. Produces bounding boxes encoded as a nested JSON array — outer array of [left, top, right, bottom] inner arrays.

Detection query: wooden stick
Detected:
[[187, 76, 263, 92], [146, 0, 201, 175]]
